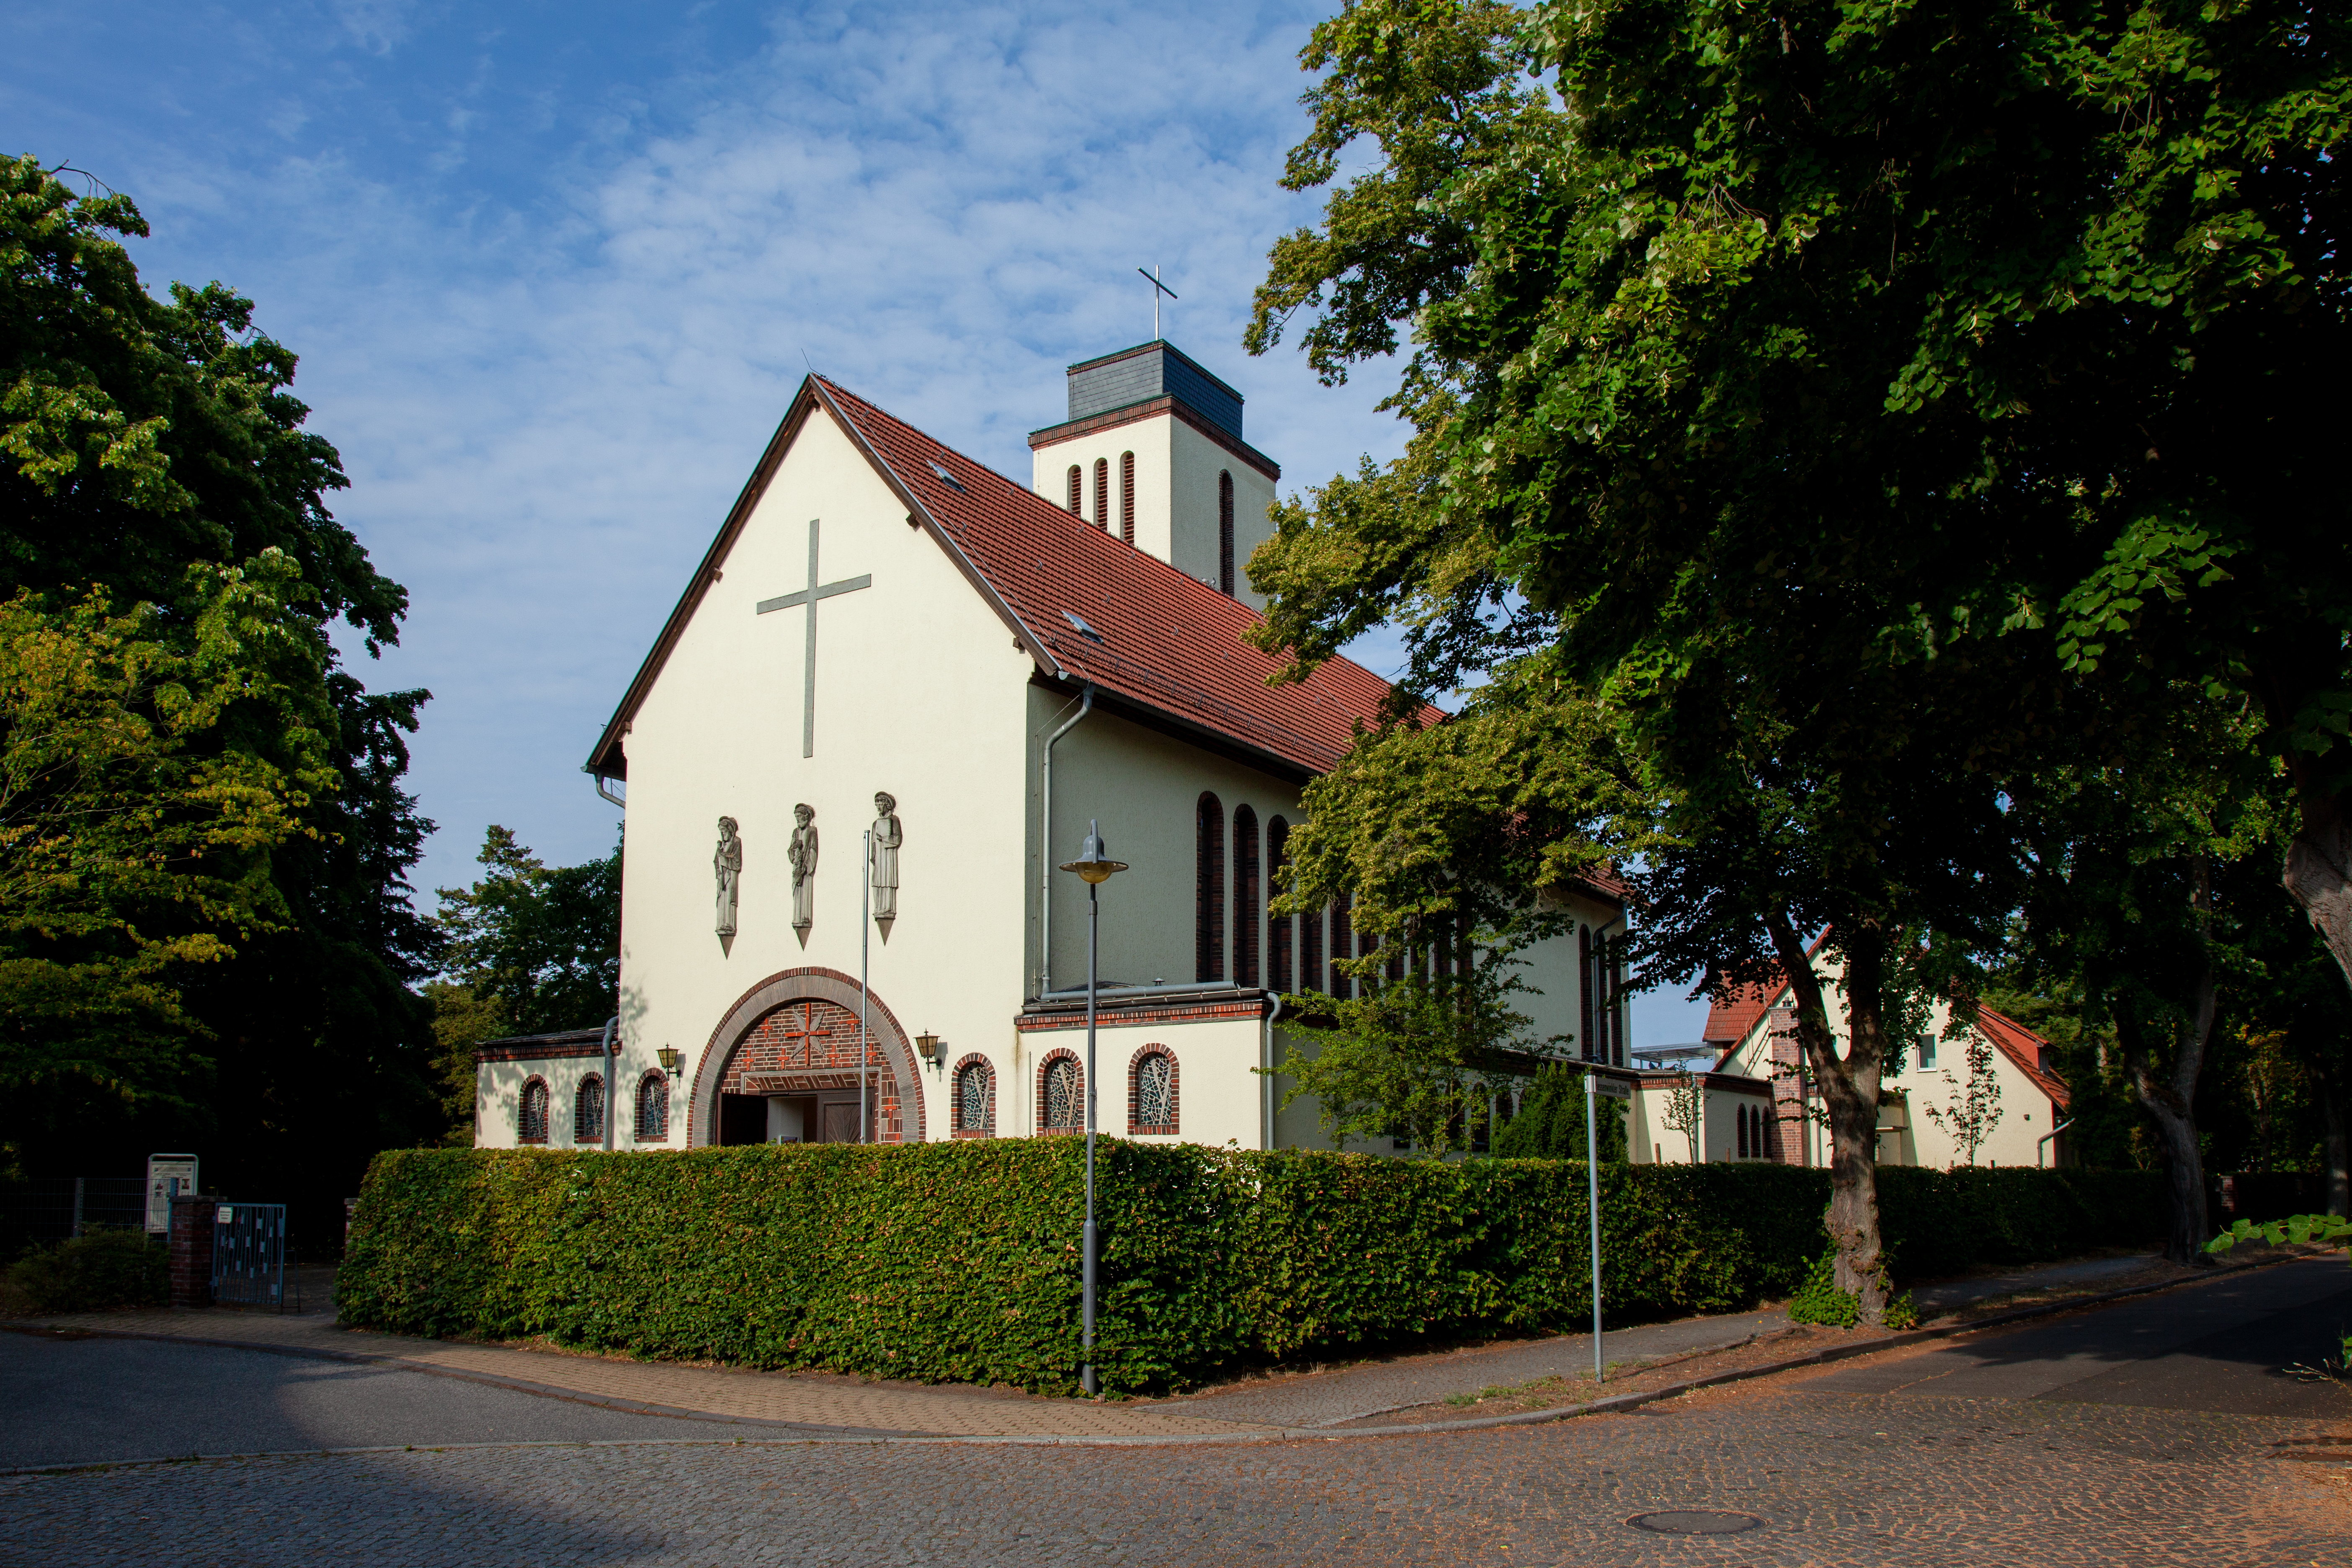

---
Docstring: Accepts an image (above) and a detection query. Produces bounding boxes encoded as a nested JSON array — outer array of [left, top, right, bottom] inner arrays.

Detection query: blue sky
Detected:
[[5, 0, 1712, 1045]]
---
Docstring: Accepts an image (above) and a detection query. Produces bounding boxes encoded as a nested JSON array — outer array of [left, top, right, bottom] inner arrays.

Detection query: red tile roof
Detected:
[[586, 375, 1424, 784], [818, 378, 1420, 775], [1704, 980, 1785, 1058], [1973, 1006, 2071, 1107]]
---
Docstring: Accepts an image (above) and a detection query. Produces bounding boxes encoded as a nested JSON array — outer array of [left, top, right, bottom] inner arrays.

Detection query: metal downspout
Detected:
[[1038, 684, 1094, 997], [599, 1014, 619, 1152], [2037, 1117, 2076, 1168]]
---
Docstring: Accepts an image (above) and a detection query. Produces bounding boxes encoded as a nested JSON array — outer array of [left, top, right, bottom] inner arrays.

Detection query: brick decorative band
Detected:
[[1019, 997, 1267, 1032]]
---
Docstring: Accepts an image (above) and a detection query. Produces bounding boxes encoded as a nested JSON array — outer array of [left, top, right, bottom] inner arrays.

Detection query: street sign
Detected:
[[146, 1153, 198, 1234], [1587, 1075, 1632, 1100]]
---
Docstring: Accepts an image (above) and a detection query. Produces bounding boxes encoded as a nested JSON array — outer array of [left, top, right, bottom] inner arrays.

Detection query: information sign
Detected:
[[146, 1153, 199, 1234]]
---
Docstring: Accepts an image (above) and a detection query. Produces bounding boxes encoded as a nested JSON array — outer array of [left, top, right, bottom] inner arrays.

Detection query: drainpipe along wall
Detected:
[[1037, 684, 1095, 998]]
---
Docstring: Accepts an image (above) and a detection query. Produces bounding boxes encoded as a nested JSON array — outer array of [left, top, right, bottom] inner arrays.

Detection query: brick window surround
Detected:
[[1036, 1047, 1084, 1135], [1127, 1044, 1179, 1136], [1065, 464, 1082, 513], [518, 1077, 550, 1145], [1093, 457, 1109, 529], [635, 1071, 670, 1142], [951, 1052, 996, 1138], [1195, 792, 1225, 983], [1118, 451, 1135, 544]]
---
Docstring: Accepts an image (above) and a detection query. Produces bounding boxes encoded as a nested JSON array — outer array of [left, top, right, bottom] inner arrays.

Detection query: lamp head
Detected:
[[1057, 819, 1129, 885], [656, 1044, 681, 1073], [916, 1030, 941, 1062]]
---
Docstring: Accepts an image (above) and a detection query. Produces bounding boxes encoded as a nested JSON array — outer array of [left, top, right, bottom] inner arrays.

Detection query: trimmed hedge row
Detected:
[[338, 1143, 2165, 1395]]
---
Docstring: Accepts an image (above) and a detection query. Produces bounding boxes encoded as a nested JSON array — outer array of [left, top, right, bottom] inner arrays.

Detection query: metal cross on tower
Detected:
[[756, 518, 872, 758], [1136, 265, 1178, 339]]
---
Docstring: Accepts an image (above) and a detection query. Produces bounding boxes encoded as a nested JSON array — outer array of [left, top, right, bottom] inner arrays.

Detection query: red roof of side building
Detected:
[[1973, 1006, 2071, 1107], [1704, 980, 1785, 1060], [586, 375, 1433, 785]]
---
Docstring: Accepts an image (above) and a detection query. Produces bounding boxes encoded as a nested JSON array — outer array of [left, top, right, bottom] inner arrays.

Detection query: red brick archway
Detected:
[[688, 967, 923, 1147]]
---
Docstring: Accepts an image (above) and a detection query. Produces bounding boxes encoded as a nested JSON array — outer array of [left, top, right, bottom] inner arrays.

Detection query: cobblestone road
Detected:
[[5, 1377, 2342, 1566]]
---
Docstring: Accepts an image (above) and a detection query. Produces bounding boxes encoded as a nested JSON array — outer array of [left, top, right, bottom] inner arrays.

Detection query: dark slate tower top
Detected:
[[1065, 341, 1244, 444]]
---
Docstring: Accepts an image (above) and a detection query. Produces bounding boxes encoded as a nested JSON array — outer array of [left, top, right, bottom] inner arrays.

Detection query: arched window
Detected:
[[952, 1055, 995, 1137], [1195, 792, 1225, 982], [1093, 456, 1109, 527], [1039, 1051, 1083, 1135], [1385, 930, 1405, 983], [573, 1075, 605, 1145], [1119, 451, 1136, 544], [1065, 464, 1082, 514], [1737, 1103, 1750, 1159], [1330, 894, 1353, 1000], [518, 1078, 549, 1145], [1217, 470, 1236, 596], [1233, 805, 1260, 988], [1578, 925, 1596, 1063], [1129, 1047, 1178, 1135], [1612, 942, 1629, 1067], [635, 1072, 668, 1142], [1302, 896, 1325, 994], [1266, 817, 1292, 993]]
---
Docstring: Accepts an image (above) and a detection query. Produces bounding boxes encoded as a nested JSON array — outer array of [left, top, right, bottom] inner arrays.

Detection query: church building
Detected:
[[471, 340, 1630, 1153]]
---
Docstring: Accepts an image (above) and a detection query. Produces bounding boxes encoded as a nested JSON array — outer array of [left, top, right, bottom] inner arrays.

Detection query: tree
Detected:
[[2, 157, 440, 1232], [1492, 1059, 1627, 1161], [1923, 1034, 2004, 1168], [0, 559, 333, 1135], [429, 826, 622, 1135], [1243, 0, 2345, 1316], [1660, 1070, 1704, 1164], [1276, 956, 1553, 1157]]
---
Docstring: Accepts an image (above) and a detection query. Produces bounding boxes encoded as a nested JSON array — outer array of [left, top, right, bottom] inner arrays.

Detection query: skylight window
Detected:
[[928, 460, 966, 493], [1062, 610, 1104, 642]]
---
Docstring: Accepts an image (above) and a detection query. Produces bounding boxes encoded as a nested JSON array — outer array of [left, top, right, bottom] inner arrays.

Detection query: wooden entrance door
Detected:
[[820, 1101, 861, 1144]]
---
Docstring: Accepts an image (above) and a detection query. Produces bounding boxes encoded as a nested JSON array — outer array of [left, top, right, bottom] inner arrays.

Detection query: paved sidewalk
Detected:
[[12, 1249, 2170, 1442], [10, 1308, 1270, 1440], [1135, 1251, 2168, 1428]]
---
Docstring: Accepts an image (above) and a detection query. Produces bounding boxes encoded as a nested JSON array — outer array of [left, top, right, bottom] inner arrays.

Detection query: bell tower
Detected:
[[1028, 341, 1280, 610]]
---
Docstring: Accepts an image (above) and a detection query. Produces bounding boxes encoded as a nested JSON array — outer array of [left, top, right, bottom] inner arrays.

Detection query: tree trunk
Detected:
[[2116, 860, 2219, 1264], [1767, 912, 1889, 1321], [2283, 775, 2352, 991]]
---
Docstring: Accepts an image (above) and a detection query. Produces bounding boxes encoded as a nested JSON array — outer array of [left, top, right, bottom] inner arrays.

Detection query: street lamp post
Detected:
[[1057, 819, 1127, 1396]]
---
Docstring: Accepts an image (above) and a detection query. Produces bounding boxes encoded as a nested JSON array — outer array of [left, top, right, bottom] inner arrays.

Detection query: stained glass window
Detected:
[[1135, 1053, 1173, 1129], [519, 1080, 549, 1143], [636, 1072, 668, 1140], [1043, 1057, 1082, 1132], [957, 1063, 991, 1133], [574, 1075, 605, 1144]]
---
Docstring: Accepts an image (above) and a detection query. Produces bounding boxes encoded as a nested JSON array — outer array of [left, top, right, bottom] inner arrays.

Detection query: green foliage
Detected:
[[1, 156, 439, 1233], [434, 826, 621, 1035], [1785, 1252, 1861, 1329], [0, 559, 335, 1116], [1277, 958, 1554, 1156], [425, 980, 510, 1146], [340, 1145, 2164, 1394], [1492, 1061, 1625, 1161], [1922, 1034, 2005, 1168], [5, 1227, 166, 1311], [2206, 1213, 2352, 1257]]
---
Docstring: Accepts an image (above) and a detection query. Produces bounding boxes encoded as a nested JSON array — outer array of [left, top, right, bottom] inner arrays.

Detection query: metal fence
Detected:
[[211, 1202, 291, 1309], [0, 1177, 148, 1258]]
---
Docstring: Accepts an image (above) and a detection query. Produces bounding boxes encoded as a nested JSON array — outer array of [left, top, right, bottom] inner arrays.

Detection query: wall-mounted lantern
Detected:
[[915, 1031, 942, 1064]]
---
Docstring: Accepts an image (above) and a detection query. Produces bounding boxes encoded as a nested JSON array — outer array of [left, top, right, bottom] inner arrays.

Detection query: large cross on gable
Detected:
[[757, 518, 871, 758]]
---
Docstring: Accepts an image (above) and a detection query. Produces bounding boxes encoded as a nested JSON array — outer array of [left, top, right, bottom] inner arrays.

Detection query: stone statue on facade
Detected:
[[871, 791, 902, 936], [788, 803, 818, 942], [713, 816, 742, 955]]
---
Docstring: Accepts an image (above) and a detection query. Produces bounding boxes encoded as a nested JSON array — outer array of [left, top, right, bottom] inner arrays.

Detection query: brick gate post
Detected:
[[168, 1194, 218, 1308]]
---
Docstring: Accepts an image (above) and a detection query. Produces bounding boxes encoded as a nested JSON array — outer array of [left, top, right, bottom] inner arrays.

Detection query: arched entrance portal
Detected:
[[689, 967, 924, 1147]]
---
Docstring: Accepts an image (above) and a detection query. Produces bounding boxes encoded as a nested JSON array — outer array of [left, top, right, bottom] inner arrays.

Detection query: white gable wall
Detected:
[[604, 408, 1036, 1147], [1030, 413, 1276, 612]]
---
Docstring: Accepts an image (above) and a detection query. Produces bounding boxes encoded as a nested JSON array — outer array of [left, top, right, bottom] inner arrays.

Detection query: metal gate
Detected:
[[211, 1203, 288, 1308]]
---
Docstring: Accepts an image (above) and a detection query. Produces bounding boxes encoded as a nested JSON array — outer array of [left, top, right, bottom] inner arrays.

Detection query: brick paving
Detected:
[[3, 1373, 2343, 1565]]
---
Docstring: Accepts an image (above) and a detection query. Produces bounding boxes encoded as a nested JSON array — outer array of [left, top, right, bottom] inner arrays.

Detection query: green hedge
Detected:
[[338, 1143, 2164, 1395]]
